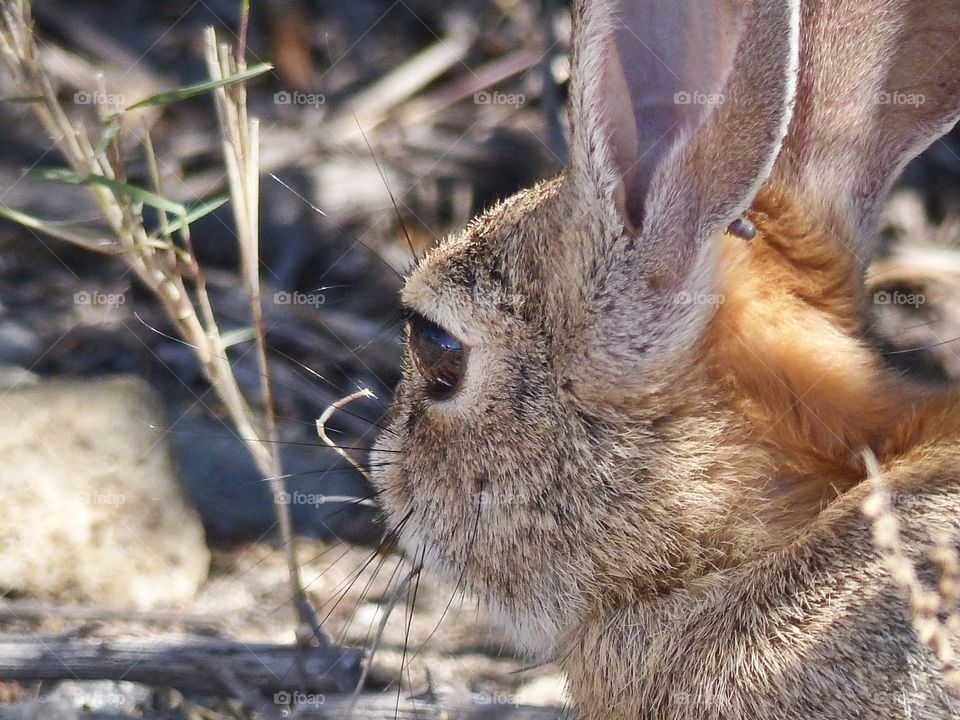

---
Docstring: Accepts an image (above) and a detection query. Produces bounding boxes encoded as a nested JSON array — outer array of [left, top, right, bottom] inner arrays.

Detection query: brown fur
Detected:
[[705, 186, 921, 525], [371, 0, 960, 717]]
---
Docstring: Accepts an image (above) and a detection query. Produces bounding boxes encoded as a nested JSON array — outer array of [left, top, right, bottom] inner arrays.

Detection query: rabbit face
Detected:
[[370, 176, 753, 655], [371, 179, 595, 654]]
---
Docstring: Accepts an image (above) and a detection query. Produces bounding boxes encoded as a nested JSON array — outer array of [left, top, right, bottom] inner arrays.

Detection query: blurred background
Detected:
[[0, 2, 572, 717], [0, 0, 569, 545], [0, 0, 959, 718]]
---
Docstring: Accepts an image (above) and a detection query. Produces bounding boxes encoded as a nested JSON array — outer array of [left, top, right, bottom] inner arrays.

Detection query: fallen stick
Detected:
[[0, 696, 563, 720], [0, 636, 363, 696], [300, 692, 565, 719], [0, 600, 222, 629], [325, 34, 472, 140]]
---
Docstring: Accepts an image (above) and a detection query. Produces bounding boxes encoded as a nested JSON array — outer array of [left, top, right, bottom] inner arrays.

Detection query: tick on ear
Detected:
[[727, 216, 756, 241]]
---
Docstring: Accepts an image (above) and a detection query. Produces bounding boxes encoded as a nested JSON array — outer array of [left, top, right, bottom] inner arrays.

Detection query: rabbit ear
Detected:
[[567, 0, 799, 260], [774, 0, 960, 262]]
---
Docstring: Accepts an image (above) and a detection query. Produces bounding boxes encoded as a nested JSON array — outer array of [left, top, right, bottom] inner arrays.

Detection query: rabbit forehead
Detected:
[[401, 178, 567, 339], [400, 171, 713, 363]]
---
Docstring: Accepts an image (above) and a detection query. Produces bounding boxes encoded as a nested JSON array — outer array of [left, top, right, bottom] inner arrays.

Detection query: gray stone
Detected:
[[0, 376, 209, 608], [169, 410, 380, 545]]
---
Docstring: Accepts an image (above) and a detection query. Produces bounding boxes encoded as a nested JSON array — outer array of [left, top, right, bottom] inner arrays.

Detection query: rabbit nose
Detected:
[[727, 216, 756, 240]]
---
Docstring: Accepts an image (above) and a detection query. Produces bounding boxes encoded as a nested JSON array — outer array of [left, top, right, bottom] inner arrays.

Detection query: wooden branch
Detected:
[[0, 600, 222, 629], [0, 637, 565, 720], [300, 692, 566, 719], [0, 636, 362, 696], [326, 34, 472, 139], [54, 698, 565, 720]]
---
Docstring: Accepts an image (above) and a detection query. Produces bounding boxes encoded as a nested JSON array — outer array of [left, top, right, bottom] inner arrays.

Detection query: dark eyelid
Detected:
[[407, 311, 466, 400], [403, 309, 456, 339]]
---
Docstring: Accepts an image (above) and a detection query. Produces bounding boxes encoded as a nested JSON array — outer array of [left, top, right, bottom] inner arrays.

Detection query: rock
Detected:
[[169, 410, 381, 545], [43, 680, 152, 715], [0, 367, 37, 392], [514, 674, 568, 707], [0, 320, 41, 367], [0, 376, 209, 608]]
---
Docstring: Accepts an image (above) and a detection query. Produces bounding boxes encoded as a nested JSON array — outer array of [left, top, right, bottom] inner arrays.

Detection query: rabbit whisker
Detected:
[[396, 544, 426, 720], [884, 334, 960, 355], [347, 557, 420, 713], [354, 112, 421, 270], [335, 544, 393, 647], [268, 172, 406, 284], [404, 481, 485, 667], [312, 510, 413, 626]]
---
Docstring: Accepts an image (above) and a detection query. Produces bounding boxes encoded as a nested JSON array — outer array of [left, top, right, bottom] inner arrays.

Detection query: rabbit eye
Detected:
[[407, 313, 466, 400]]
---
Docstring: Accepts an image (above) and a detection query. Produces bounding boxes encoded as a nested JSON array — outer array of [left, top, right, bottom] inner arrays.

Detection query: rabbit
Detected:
[[370, 0, 960, 717]]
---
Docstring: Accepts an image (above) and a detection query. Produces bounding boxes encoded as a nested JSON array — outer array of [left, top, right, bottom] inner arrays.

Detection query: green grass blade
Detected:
[[0, 205, 119, 254], [163, 195, 229, 235], [31, 168, 187, 216], [122, 63, 273, 112], [220, 327, 257, 348]]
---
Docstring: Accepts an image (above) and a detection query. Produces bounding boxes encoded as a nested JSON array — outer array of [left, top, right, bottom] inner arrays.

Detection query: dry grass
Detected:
[[0, 0, 321, 644], [862, 449, 960, 696]]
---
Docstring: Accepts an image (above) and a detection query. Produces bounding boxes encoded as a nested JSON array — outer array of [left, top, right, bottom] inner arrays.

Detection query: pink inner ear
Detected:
[[603, 2, 743, 226]]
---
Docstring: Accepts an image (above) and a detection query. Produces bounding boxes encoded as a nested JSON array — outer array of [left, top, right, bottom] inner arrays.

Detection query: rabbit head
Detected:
[[371, 0, 960, 663]]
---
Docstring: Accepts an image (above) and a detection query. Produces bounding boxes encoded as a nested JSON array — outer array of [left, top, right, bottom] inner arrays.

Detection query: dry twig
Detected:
[[0, 0, 326, 654], [862, 449, 960, 696]]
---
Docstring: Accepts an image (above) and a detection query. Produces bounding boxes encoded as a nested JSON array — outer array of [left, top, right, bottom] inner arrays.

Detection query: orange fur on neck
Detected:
[[704, 185, 924, 526]]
